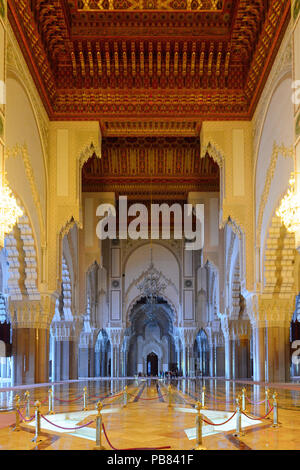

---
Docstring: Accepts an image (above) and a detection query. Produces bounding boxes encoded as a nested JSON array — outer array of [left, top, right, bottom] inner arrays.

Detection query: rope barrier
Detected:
[[102, 423, 171, 451], [54, 395, 83, 403], [201, 411, 237, 427], [17, 409, 35, 423], [241, 407, 274, 421], [246, 397, 266, 405], [41, 414, 94, 431]]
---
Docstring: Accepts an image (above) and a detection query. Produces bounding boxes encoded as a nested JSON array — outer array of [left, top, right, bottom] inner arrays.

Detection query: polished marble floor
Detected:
[[0, 378, 299, 450]]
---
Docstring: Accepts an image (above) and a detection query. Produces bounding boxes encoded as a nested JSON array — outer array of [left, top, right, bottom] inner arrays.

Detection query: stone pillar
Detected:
[[51, 321, 79, 381], [95, 346, 101, 377], [250, 296, 296, 383], [188, 346, 195, 377], [224, 336, 232, 379], [182, 346, 187, 376], [209, 342, 214, 377], [69, 340, 78, 379], [252, 324, 266, 382], [237, 334, 251, 378], [78, 347, 89, 377], [182, 328, 196, 377], [107, 329, 124, 378], [266, 323, 291, 383], [88, 345, 95, 377], [10, 296, 55, 385], [12, 327, 49, 385]]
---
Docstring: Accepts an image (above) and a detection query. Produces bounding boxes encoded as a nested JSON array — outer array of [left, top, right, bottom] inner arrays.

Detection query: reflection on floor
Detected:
[[0, 378, 299, 450]]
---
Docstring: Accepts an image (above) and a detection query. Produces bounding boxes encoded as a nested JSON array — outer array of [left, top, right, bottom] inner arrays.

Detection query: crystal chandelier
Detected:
[[137, 248, 166, 306], [0, 172, 23, 248], [276, 174, 300, 233]]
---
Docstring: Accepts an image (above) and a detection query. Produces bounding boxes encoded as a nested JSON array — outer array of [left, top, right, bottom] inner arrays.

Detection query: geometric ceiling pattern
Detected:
[[82, 137, 220, 197], [9, 0, 290, 136]]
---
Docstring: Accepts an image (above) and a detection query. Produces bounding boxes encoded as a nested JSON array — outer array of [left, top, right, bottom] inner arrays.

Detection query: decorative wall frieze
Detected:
[[181, 327, 197, 347], [9, 294, 56, 329], [51, 318, 82, 341], [107, 327, 125, 346], [220, 316, 250, 340]]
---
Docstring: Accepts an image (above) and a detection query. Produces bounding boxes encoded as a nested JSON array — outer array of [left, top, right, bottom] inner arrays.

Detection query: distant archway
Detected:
[[127, 297, 176, 376], [147, 353, 158, 376]]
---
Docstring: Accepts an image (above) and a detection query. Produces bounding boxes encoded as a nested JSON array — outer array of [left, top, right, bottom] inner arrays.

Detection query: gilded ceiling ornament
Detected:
[[0, 0, 5, 19], [294, 0, 300, 20]]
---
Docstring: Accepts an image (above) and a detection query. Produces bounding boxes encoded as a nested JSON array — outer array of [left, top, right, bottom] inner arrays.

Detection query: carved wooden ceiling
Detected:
[[8, 0, 290, 136], [82, 137, 220, 197]]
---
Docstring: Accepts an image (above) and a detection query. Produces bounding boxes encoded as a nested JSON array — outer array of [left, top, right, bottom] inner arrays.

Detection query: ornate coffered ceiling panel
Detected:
[[8, 0, 290, 129], [82, 137, 220, 195]]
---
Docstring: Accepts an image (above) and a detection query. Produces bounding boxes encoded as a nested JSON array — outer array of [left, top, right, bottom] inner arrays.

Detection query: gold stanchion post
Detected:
[[272, 392, 279, 428], [241, 388, 247, 412], [265, 388, 270, 417], [48, 388, 54, 415], [32, 401, 42, 443], [13, 395, 21, 432], [233, 396, 244, 437], [94, 402, 106, 450], [201, 386, 207, 409], [83, 386, 88, 411], [194, 402, 207, 450], [25, 391, 30, 419]]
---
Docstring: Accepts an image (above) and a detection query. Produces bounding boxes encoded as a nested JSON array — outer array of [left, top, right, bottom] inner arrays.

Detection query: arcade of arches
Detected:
[[1, 0, 300, 417]]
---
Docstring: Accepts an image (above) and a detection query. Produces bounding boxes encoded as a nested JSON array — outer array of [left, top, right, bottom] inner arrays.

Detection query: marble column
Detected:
[[224, 337, 232, 379], [95, 348, 101, 377], [252, 325, 266, 382], [182, 346, 187, 376], [209, 343, 214, 377], [266, 324, 290, 382], [78, 347, 89, 378], [110, 344, 116, 378], [230, 339, 237, 379], [12, 327, 49, 385], [88, 345, 95, 377], [237, 335, 250, 378], [188, 346, 195, 377], [53, 339, 78, 381]]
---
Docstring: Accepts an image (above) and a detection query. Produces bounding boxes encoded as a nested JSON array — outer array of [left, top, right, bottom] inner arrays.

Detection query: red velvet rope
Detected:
[[17, 409, 35, 423], [241, 407, 274, 421], [201, 411, 237, 426], [41, 414, 94, 430], [54, 395, 84, 403], [102, 422, 171, 451]]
